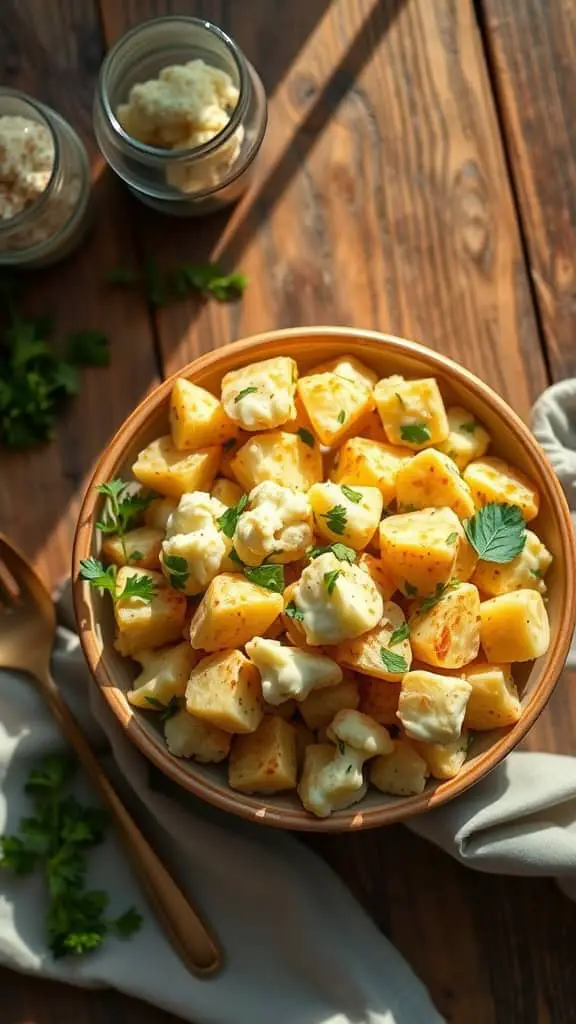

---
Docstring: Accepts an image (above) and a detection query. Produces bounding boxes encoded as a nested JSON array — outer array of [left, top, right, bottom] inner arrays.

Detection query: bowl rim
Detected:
[[72, 326, 576, 831]]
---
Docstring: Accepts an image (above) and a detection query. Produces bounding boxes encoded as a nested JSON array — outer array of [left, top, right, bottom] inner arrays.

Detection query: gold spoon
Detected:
[[0, 532, 221, 976]]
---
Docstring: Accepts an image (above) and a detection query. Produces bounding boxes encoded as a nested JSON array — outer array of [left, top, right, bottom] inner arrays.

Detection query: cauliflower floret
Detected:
[[299, 711, 392, 817], [397, 670, 472, 745], [161, 491, 231, 595], [234, 481, 313, 566], [221, 357, 298, 431], [245, 637, 342, 704], [291, 552, 383, 646]]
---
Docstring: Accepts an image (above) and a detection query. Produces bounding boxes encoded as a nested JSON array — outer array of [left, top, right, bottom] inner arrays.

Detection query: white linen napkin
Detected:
[[0, 383, 574, 1024]]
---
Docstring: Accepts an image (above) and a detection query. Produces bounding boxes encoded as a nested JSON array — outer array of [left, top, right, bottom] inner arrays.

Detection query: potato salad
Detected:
[[81, 354, 552, 818]]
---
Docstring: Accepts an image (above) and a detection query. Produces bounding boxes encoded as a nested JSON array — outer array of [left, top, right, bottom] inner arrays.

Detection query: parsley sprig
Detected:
[[107, 258, 247, 307], [341, 484, 362, 504], [285, 601, 304, 622], [79, 559, 156, 602], [463, 503, 526, 563], [323, 569, 342, 595], [389, 622, 410, 646], [418, 579, 460, 613], [380, 648, 408, 674], [218, 493, 248, 537], [308, 542, 356, 563], [321, 505, 348, 536], [162, 554, 189, 591], [0, 756, 142, 958], [243, 564, 285, 593], [96, 478, 154, 562]]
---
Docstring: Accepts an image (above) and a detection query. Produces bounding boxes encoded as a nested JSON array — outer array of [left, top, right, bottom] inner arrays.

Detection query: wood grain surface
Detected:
[[0, 1, 575, 1022], [479, 0, 576, 381]]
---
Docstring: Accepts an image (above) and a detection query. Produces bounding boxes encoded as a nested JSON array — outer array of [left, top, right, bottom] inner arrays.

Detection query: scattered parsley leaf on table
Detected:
[[463, 503, 526, 563], [0, 755, 142, 958], [107, 259, 247, 306], [66, 330, 110, 368]]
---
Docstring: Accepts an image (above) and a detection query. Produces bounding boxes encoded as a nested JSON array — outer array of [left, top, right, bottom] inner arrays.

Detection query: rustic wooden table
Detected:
[[1, 1, 575, 1021]]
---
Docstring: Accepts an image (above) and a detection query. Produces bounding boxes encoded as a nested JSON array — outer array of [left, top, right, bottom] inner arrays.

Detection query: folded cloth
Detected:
[[0, 383, 574, 1024]]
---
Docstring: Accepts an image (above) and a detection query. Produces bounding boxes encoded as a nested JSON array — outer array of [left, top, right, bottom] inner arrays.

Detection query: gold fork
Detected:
[[0, 532, 221, 976]]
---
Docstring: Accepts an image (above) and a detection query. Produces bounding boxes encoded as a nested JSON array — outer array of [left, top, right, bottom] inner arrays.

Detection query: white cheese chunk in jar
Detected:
[[161, 491, 231, 595], [292, 552, 383, 646], [245, 637, 342, 704], [234, 481, 313, 566]]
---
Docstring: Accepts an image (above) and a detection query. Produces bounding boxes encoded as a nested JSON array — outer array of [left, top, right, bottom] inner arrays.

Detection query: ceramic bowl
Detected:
[[72, 327, 576, 831]]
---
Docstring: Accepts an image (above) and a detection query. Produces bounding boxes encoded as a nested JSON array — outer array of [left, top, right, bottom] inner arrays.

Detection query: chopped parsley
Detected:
[[463, 503, 526, 563], [297, 427, 315, 448], [321, 504, 347, 536], [389, 622, 410, 646], [418, 579, 460, 613], [404, 581, 418, 596], [323, 569, 342, 595], [285, 601, 304, 622], [341, 484, 362, 504], [337, 410, 346, 425], [400, 423, 431, 444], [308, 542, 356, 563], [234, 386, 258, 404], [243, 564, 285, 593], [218, 493, 249, 537], [460, 421, 478, 434], [163, 554, 189, 591], [380, 648, 408, 674], [446, 532, 458, 545]]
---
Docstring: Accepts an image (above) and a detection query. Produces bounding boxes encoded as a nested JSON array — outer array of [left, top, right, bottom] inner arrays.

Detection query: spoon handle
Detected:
[[40, 668, 221, 976]]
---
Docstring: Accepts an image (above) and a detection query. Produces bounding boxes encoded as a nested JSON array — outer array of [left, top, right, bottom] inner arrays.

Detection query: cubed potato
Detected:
[[309, 481, 382, 551], [461, 662, 521, 730], [374, 377, 449, 449], [132, 436, 220, 499], [143, 496, 178, 534], [479, 590, 550, 662], [471, 530, 552, 596], [289, 552, 383, 646], [332, 601, 412, 681], [370, 739, 430, 796], [359, 678, 402, 725], [127, 642, 197, 708], [221, 356, 298, 431], [297, 371, 374, 447], [230, 430, 322, 493], [170, 378, 238, 451], [463, 456, 539, 521], [397, 670, 472, 744], [281, 391, 316, 435], [379, 507, 462, 597], [210, 476, 244, 507], [327, 709, 393, 756], [395, 448, 476, 520], [102, 525, 163, 569], [298, 743, 367, 818], [331, 437, 411, 506], [164, 709, 231, 763], [300, 677, 360, 731], [294, 721, 315, 769], [189, 573, 283, 651], [113, 568, 187, 656], [228, 716, 297, 793], [218, 432, 249, 481], [436, 406, 491, 470], [185, 649, 263, 733], [309, 354, 378, 390], [409, 582, 481, 669], [413, 732, 470, 779], [356, 553, 397, 600]]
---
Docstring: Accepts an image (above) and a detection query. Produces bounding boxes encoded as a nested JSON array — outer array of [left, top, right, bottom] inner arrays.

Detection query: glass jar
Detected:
[[0, 89, 92, 268], [93, 16, 267, 216]]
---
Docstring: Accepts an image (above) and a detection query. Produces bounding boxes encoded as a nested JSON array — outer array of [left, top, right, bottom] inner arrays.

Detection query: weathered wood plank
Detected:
[[479, 0, 576, 380], [0, 0, 159, 586], [99, 0, 548, 418]]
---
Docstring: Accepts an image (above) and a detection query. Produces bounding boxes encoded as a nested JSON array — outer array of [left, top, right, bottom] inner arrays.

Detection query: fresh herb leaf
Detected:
[[160, 697, 180, 722], [144, 696, 164, 709], [218, 493, 248, 537], [234, 386, 258, 404], [337, 740, 346, 756], [323, 569, 342, 595], [463, 503, 526, 563], [128, 549, 143, 562], [119, 574, 157, 601], [404, 581, 418, 596], [297, 427, 315, 448], [380, 648, 408, 674], [66, 331, 110, 368], [285, 601, 304, 622], [0, 756, 142, 958], [418, 579, 460, 613], [446, 532, 458, 545], [381, 505, 392, 519], [395, 392, 405, 407], [337, 410, 346, 425], [321, 504, 347, 536], [341, 484, 362, 504], [222, 437, 237, 452], [400, 423, 431, 444], [389, 623, 410, 646], [308, 542, 357, 564], [531, 567, 544, 578], [163, 553, 189, 591], [243, 564, 285, 593], [95, 480, 154, 558], [79, 558, 117, 595], [460, 421, 477, 434], [109, 260, 247, 304]]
